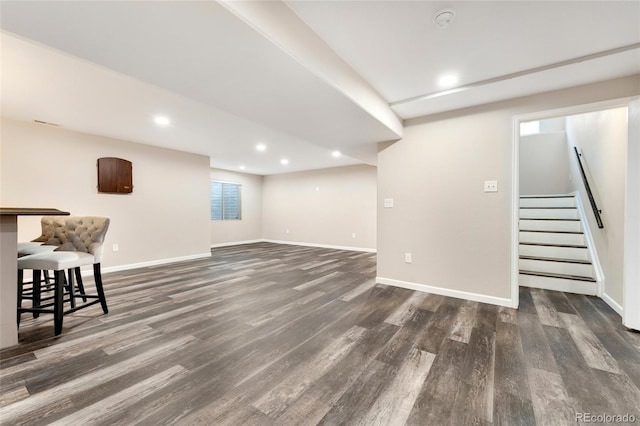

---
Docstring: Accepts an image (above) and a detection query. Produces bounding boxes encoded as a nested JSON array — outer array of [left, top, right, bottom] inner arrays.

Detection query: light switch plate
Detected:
[[384, 198, 394, 208], [484, 181, 498, 193]]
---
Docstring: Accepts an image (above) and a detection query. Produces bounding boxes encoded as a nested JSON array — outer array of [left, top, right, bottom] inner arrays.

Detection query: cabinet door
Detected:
[[97, 157, 133, 193]]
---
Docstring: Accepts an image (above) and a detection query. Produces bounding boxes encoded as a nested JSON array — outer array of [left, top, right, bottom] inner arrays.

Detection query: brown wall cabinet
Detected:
[[97, 157, 133, 193]]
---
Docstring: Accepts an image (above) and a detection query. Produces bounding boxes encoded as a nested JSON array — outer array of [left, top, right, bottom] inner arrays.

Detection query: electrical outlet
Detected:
[[286, 228, 290, 234], [484, 180, 498, 193], [404, 252, 412, 263], [352, 233, 356, 239], [112, 243, 119, 252], [384, 198, 394, 208]]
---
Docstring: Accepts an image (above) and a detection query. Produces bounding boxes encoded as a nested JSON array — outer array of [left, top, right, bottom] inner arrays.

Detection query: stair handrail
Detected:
[[573, 146, 604, 229]]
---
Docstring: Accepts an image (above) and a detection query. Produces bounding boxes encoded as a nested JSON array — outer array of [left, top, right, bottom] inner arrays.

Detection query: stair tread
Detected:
[[520, 218, 580, 221], [520, 230, 583, 234], [519, 255, 591, 265], [520, 195, 575, 199], [519, 270, 596, 282], [519, 207, 577, 209], [520, 242, 588, 249]]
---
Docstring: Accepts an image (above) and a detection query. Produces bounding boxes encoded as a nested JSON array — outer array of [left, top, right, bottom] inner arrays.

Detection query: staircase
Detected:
[[519, 194, 597, 295]]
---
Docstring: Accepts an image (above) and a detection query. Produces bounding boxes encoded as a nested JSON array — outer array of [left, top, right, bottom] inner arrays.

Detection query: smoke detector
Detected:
[[433, 8, 456, 29]]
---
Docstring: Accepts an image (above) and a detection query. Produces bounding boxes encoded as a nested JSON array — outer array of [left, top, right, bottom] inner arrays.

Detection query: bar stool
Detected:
[[17, 217, 86, 316], [17, 216, 110, 335]]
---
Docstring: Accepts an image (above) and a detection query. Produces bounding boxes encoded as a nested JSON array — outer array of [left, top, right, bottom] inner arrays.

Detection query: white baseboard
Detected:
[[602, 292, 623, 316], [574, 191, 605, 287], [376, 277, 515, 308], [101, 252, 211, 274], [210, 239, 376, 253], [102, 240, 374, 275], [210, 239, 263, 248], [262, 239, 376, 253]]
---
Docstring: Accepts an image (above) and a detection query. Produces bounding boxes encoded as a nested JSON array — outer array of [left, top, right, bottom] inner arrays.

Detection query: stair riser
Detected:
[[519, 259, 594, 278], [520, 197, 575, 208], [519, 274, 597, 295], [519, 244, 590, 261], [520, 219, 582, 232], [520, 208, 579, 220], [519, 231, 585, 245]]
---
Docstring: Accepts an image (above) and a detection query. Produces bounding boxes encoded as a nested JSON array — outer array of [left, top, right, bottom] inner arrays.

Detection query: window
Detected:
[[210, 181, 241, 220], [520, 120, 540, 136]]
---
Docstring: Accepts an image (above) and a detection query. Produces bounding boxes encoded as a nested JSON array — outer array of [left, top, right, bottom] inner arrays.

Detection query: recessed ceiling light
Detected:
[[256, 143, 267, 152], [280, 158, 289, 165], [438, 74, 459, 88], [239, 165, 246, 170], [154, 115, 170, 126], [332, 150, 341, 158]]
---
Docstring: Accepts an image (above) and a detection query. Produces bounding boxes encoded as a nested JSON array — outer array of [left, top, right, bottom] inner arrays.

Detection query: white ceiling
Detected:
[[288, 1, 640, 102], [1, 33, 363, 175], [1, 1, 639, 175]]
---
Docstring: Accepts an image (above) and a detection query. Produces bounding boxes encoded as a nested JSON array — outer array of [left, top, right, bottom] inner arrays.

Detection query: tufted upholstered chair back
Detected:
[[55, 216, 110, 262], [32, 216, 67, 244]]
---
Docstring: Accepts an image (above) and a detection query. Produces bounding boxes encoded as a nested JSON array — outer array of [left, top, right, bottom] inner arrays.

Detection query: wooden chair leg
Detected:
[[93, 263, 108, 314], [17, 269, 24, 326], [74, 267, 87, 302], [33, 270, 41, 318], [54, 270, 65, 336], [67, 268, 76, 309]]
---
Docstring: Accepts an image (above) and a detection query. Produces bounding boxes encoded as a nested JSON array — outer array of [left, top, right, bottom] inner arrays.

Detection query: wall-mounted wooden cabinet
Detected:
[[97, 157, 133, 193]]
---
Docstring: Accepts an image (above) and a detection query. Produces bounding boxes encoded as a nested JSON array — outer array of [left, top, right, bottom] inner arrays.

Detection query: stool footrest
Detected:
[[64, 299, 102, 315], [19, 307, 55, 315], [19, 295, 103, 313], [17, 262, 108, 335]]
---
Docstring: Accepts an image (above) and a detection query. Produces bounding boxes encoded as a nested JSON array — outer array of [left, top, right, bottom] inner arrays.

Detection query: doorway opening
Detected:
[[511, 97, 639, 330]]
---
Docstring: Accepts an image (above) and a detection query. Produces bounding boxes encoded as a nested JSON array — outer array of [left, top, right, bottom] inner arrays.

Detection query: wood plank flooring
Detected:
[[1, 242, 639, 425]]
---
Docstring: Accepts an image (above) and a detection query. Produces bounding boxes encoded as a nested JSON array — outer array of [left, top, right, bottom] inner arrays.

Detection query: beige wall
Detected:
[[210, 168, 263, 245], [262, 165, 376, 250], [566, 107, 629, 305], [520, 132, 572, 195], [378, 75, 640, 303], [1, 118, 211, 269]]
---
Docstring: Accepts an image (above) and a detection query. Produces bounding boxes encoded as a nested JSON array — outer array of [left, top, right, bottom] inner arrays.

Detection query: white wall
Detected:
[[262, 165, 376, 250], [210, 168, 263, 245], [377, 75, 640, 305], [1, 118, 211, 269], [623, 98, 640, 330], [520, 132, 571, 195], [566, 107, 629, 305]]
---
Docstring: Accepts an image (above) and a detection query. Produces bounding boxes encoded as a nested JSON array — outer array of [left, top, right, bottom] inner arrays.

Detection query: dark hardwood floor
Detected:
[[1, 242, 639, 425]]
